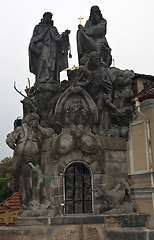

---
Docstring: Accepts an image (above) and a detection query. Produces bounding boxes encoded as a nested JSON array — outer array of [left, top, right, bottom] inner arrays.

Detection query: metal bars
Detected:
[[64, 162, 92, 214]]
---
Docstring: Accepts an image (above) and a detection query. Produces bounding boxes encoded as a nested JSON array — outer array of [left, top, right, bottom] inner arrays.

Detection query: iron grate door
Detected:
[[64, 162, 92, 214]]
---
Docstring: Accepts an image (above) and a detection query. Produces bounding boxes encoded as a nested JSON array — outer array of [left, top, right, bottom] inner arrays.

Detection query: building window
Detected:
[[64, 161, 92, 214]]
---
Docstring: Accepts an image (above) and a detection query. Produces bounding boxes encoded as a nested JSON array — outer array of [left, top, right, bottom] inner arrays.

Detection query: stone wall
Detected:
[[47, 136, 129, 215]]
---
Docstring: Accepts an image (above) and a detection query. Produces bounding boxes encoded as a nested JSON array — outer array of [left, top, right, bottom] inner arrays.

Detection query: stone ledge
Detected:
[[104, 227, 154, 240], [15, 213, 147, 228]]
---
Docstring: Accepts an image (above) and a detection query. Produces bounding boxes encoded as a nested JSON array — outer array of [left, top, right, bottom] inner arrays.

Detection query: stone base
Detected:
[[0, 213, 153, 240], [15, 213, 147, 228], [0, 225, 153, 240], [0, 224, 154, 240]]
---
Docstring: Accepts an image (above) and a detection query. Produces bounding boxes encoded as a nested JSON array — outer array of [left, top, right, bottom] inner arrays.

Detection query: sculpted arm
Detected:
[[38, 125, 55, 137], [53, 27, 70, 42], [84, 21, 107, 36], [6, 127, 21, 150]]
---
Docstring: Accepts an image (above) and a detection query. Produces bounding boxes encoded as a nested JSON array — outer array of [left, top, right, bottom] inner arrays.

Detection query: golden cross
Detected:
[[78, 16, 84, 25]]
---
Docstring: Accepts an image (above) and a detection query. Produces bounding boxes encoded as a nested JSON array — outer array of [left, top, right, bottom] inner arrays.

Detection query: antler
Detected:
[[27, 78, 30, 89], [14, 82, 26, 98], [26, 78, 36, 96]]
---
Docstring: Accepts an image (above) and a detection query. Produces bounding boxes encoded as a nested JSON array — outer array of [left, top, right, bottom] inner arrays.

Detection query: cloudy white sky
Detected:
[[0, 0, 154, 160]]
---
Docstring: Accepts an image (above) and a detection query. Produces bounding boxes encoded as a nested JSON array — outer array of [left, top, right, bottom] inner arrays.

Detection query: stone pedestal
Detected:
[[0, 214, 154, 240], [15, 213, 147, 227]]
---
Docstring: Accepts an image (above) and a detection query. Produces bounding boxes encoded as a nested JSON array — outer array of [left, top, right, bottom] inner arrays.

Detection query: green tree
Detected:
[[0, 157, 13, 202]]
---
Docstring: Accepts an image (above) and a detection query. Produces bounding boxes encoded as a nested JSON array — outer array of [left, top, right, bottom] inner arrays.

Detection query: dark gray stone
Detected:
[[104, 228, 152, 240], [6, 6, 135, 218], [15, 214, 147, 227], [77, 6, 112, 67], [149, 231, 154, 240], [29, 12, 71, 83]]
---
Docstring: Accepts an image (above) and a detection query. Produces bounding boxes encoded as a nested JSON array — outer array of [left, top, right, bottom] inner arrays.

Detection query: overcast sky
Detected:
[[0, 0, 154, 160]]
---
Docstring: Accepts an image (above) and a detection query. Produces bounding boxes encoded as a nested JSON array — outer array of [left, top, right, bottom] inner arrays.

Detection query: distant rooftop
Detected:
[[132, 73, 154, 101], [0, 192, 20, 213], [134, 73, 154, 80]]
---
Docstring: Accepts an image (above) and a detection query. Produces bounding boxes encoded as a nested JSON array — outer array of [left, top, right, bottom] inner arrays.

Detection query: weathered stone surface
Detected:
[[82, 224, 105, 240], [52, 176, 63, 187], [42, 160, 63, 177], [6, 6, 135, 218], [149, 230, 154, 240], [77, 6, 112, 67], [104, 228, 150, 240], [29, 12, 71, 83], [105, 162, 124, 175], [100, 136, 127, 151], [62, 153, 76, 165], [15, 214, 147, 227], [94, 174, 115, 189], [90, 160, 104, 174], [16, 217, 49, 226], [70, 151, 84, 161], [82, 155, 95, 165], [104, 213, 147, 228], [50, 186, 63, 196], [53, 195, 63, 205], [94, 174, 105, 185], [0, 227, 22, 240], [104, 162, 128, 176], [105, 151, 126, 163], [120, 163, 128, 174], [0, 217, 153, 240]]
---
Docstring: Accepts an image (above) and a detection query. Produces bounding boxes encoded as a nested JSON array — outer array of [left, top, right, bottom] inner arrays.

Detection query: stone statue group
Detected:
[[27, 5, 134, 139], [6, 6, 135, 217], [29, 6, 112, 84]]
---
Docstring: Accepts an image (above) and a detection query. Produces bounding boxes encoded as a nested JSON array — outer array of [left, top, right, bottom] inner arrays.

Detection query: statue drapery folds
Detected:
[[77, 6, 112, 67], [29, 12, 71, 83]]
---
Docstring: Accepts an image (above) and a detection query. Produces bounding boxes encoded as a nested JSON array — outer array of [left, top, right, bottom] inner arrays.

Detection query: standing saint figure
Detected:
[[29, 12, 71, 83], [77, 6, 112, 67], [6, 113, 55, 212]]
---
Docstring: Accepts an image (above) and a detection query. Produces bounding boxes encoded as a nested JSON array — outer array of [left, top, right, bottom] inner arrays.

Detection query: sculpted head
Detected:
[[88, 51, 101, 69], [42, 12, 53, 24], [23, 113, 39, 128], [89, 6, 103, 24]]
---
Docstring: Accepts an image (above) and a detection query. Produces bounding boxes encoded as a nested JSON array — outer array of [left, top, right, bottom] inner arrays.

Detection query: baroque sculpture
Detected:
[[77, 6, 112, 67], [29, 12, 71, 83], [6, 7, 136, 217]]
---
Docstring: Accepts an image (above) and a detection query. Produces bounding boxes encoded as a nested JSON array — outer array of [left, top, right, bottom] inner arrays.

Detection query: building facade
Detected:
[[128, 73, 154, 227]]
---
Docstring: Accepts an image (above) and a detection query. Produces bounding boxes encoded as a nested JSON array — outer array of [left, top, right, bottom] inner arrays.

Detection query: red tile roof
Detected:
[[136, 81, 154, 102], [134, 73, 154, 80], [0, 192, 20, 213]]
